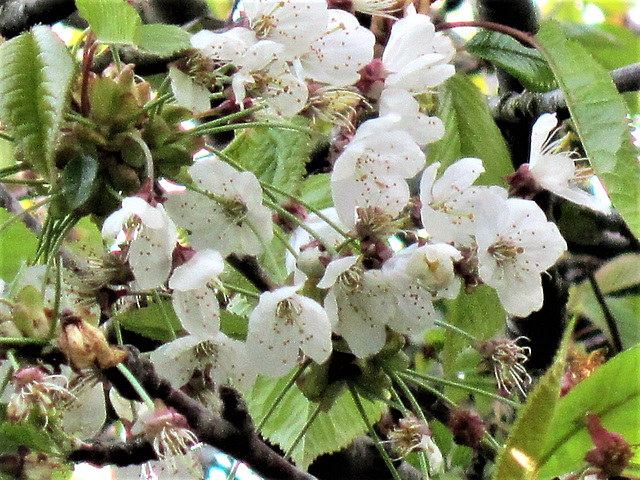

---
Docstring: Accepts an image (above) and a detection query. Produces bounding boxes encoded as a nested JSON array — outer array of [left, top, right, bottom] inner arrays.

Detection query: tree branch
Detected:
[[494, 63, 640, 122], [0, 0, 76, 38], [88, 348, 317, 480]]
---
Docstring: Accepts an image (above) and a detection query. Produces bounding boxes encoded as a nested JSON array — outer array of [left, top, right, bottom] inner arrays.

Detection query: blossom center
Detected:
[[275, 298, 302, 325], [487, 239, 523, 264]]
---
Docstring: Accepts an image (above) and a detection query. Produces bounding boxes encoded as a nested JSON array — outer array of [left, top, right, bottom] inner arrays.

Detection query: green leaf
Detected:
[[428, 74, 513, 187], [564, 22, 640, 71], [0, 422, 58, 454], [60, 155, 99, 211], [442, 285, 505, 376], [223, 126, 311, 194], [0, 207, 38, 281], [465, 31, 556, 92], [113, 300, 181, 342], [492, 318, 574, 480], [220, 310, 248, 340], [135, 24, 192, 56], [590, 253, 640, 295], [300, 174, 332, 210], [249, 374, 385, 470], [76, 0, 141, 45], [536, 345, 640, 479], [537, 20, 640, 238], [0, 26, 74, 185]]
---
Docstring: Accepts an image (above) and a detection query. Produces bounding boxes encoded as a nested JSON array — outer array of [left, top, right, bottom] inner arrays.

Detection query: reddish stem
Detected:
[[436, 20, 539, 49]]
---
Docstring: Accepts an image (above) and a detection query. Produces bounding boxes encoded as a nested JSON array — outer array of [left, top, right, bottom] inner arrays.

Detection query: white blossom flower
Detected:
[[419, 158, 487, 246], [165, 158, 273, 256], [318, 256, 395, 357], [378, 88, 445, 146], [527, 113, 610, 212], [169, 249, 224, 338], [242, 0, 329, 58], [102, 197, 178, 290], [331, 116, 426, 227], [245, 285, 332, 377], [475, 192, 567, 317], [298, 9, 375, 87], [150, 331, 256, 391], [381, 12, 455, 94]]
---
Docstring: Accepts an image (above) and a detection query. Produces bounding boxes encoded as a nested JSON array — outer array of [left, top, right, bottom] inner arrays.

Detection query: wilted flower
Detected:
[[585, 413, 633, 478], [389, 416, 443, 474], [475, 336, 532, 396]]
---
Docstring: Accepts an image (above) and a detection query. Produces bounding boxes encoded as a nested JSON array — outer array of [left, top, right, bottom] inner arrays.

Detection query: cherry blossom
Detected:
[[527, 113, 610, 212], [169, 249, 224, 338], [475, 191, 567, 317], [102, 197, 178, 290], [298, 9, 375, 87], [245, 285, 332, 377], [165, 157, 273, 256], [419, 158, 486, 246], [381, 11, 455, 95]]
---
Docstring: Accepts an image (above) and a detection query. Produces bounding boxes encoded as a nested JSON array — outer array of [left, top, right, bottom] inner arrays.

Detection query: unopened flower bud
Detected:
[[56, 311, 126, 370]]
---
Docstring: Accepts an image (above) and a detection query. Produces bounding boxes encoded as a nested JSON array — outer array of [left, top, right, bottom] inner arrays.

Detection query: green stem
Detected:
[[110, 46, 122, 72], [47, 256, 63, 340], [0, 337, 47, 346], [0, 197, 51, 237], [188, 105, 265, 133], [221, 282, 260, 299], [0, 178, 48, 186], [0, 163, 27, 178], [274, 227, 299, 260], [402, 370, 520, 408], [348, 384, 402, 480], [260, 181, 350, 239], [188, 121, 315, 137], [65, 112, 98, 129], [116, 363, 155, 410], [434, 320, 477, 342], [0, 131, 14, 142], [257, 362, 309, 431], [6, 350, 19, 369], [284, 401, 323, 459]]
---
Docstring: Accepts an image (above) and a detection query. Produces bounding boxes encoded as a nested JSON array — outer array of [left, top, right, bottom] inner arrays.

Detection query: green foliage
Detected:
[[428, 74, 513, 186], [300, 174, 332, 210], [220, 310, 248, 340], [224, 126, 312, 195], [0, 421, 58, 454], [59, 155, 99, 212], [0, 26, 74, 187], [249, 374, 385, 470], [492, 319, 574, 480], [537, 20, 640, 239], [75, 0, 141, 45], [569, 254, 640, 349], [442, 285, 506, 376], [0, 207, 39, 281], [135, 25, 192, 55], [536, 345, 640, 479], [113, 300, 181, 342], [465, 31, 556, 92]]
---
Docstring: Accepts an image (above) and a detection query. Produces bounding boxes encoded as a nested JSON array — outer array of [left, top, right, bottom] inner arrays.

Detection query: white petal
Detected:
[[169, 68, 211, 115], [169, 249, 224, 291], [529, 113, 558, 167], [60, 378, 106, 439], [383, 14, 436, 72], [318, 256, 359, 289], [172, 288, 220, 339], [149, 336, 202, 388]]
